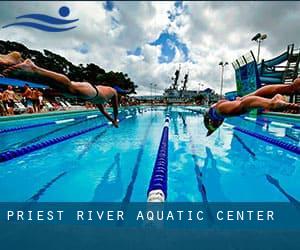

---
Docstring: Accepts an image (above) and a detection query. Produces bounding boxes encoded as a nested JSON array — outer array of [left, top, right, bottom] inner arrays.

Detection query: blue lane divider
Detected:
[[147, 116, 170, 202], [0, 113, 135, 163], [240, 116, 300, 130], [0, 113, 101, 134], [234, 126, 300, 155]]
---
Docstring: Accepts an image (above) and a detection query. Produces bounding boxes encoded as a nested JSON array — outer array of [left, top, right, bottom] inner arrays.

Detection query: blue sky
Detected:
[[126, 1, 189, 64], [1, 1, 299, 95]]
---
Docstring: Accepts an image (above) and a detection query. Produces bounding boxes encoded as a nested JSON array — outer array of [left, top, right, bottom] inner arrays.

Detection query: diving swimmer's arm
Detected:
[[111, 92, 119, 126], [96, 104, 118, 128]]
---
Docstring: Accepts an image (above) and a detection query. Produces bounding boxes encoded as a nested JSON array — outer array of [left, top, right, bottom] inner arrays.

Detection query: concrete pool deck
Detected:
[[0, 109, 98, 122], [262, 111, 300, 121]]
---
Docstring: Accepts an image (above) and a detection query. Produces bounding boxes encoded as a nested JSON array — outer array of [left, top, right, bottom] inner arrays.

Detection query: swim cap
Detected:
[[203, 110, 224, 136]]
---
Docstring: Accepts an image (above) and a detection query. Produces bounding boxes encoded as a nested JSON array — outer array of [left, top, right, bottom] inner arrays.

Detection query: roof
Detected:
[[0, 77, 48, 89]]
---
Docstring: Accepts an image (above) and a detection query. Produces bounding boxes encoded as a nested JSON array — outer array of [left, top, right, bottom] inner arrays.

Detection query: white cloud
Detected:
[[0, 1, 299, 96]]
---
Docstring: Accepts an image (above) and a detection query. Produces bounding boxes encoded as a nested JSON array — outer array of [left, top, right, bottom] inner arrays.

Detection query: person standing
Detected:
[[0, 89, 7, 116], [22, 84, 34, 113], [3, 85, 16, 115], [37, 89, 44, 112], [31, 88, 39, 113]]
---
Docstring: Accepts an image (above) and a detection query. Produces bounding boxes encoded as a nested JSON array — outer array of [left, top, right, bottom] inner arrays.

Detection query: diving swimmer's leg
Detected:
[[4, 59, 71, 86], [243, 78, 300, 99], [218, 94, 300, 115], [4, 59, 76, 93]]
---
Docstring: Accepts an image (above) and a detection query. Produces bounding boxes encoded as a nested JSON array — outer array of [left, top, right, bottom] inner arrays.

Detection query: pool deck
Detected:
[[0, 108, 98, 122], [262, 111, 300, 121], [1, 108, 299, 123]]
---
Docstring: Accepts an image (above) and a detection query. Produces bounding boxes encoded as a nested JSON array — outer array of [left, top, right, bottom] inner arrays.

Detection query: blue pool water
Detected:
[[0, 106, 299, 202]]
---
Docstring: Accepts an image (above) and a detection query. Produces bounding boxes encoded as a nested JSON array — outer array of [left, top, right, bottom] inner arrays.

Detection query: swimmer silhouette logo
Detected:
[[2, 6, 79, 32]]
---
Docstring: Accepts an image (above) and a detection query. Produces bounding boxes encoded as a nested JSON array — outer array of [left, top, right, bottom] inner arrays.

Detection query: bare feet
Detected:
[[3, 59, 37, 76], [112, 119, 119, 128], [270, 94, 300, 113], [291, 78, 300, 93], [0, 52, 23, 67]]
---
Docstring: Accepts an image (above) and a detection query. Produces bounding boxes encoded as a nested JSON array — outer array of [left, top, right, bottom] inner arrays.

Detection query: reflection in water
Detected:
[[233, 133, 256, 158], [266, 174, 300, 207], [202, 147, 227, 201], [78, 129, 108, 159], [92, 153, 123, 202], [179, 112, 213, 202], [214, 129, 224, 147], [122, 118, 153, 203]]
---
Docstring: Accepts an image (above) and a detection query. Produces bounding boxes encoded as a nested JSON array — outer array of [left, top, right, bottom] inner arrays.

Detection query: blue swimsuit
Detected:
[[208, 107, 225, 122]]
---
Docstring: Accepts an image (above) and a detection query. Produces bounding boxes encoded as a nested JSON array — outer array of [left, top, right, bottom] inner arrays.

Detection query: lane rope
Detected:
[[147, 116, 170, 202], [0, 112, 136, 163]]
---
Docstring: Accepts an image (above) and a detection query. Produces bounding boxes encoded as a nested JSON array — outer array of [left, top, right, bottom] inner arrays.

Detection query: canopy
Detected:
[[0, 77, 48, 89]]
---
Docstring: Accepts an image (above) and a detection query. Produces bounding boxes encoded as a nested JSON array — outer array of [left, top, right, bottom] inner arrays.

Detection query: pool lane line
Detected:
[[91, 153, 121, 202], [121, 117, 154, 203], [266, 174, 300, 207], [233, 133, 256, 158], [179, 111, 207, 198], [147, 116, 170, 202], [237, 116, 300, 145], [182, 114, 214, 223], [78, 109, 145, 159], [1, 109, 130, 152], [0, 113, 102, 135], [2, 116, 103, 153], [233, 126, 300, 155], [27, 171, 67, 202], [0, 112, 137, 163], [26, 109, 141, 201], [77, 129, 108, 160]]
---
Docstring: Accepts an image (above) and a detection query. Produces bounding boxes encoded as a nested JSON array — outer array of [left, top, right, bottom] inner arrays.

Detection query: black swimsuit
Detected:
[[85, 83, 99, 101]]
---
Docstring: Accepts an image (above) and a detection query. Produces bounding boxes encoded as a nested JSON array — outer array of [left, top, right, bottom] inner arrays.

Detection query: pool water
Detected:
[[0, 106, 299, 202]]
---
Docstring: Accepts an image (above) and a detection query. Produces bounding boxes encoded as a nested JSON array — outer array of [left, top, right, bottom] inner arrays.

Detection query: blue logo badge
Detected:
[[2, 6, 79, 32]]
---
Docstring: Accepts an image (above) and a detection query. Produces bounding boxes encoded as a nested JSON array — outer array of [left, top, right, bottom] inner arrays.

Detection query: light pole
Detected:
[[154, 84, 157, 101], [219, 61, 228, 99], [251, 33, 267, 63]]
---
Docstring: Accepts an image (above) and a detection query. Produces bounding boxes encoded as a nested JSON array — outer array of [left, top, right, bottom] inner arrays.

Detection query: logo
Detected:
[[2, 6, 79, 32]]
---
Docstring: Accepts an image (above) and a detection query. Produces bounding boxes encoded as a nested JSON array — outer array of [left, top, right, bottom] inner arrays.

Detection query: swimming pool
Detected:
[[0, 106, 299, 202]]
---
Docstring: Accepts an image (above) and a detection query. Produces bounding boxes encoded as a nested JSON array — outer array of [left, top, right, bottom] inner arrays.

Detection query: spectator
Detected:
[[37, 89, 44, 112], [31, 88, 39, 112], [3, 85, 16, 115], [0, 89, 7, 116], [22, 84, 34, 113]]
